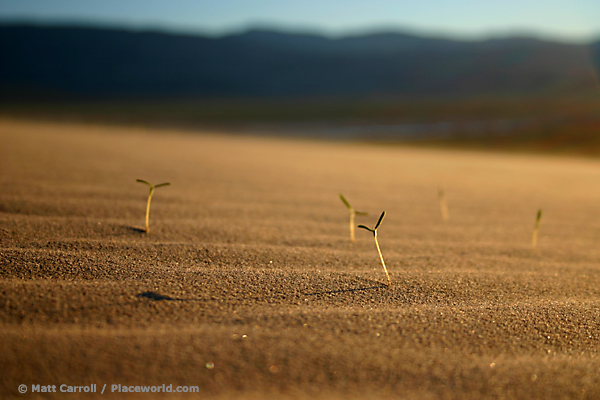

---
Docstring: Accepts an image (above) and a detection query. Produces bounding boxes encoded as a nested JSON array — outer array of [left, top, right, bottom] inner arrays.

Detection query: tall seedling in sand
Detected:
[[438, 184, 449, 222], [532, 209, 542, 251], [340, 194, 368, 242], [136, 179, 170, 233], [358, 211, 391, 286]]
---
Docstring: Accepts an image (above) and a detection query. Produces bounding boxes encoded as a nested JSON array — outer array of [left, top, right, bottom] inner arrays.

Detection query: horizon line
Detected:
[[1, 17, 599, 45]]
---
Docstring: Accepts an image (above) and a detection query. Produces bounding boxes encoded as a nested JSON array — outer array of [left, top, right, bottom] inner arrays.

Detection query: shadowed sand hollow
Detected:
[[1, 119, 600, 399]]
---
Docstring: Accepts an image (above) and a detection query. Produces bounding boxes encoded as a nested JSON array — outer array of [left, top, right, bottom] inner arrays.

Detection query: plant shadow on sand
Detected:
[[302, 285, 388, 297], [136, 291, 180, 301], [136, 279, 388, 303], [126, 226, 148, 234]]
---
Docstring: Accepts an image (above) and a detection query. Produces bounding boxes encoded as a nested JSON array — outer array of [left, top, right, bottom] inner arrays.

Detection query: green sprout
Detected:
[[340, 194, 368, 243], [136, 179, 170, 233], [358, 211, 391, 286], [438, 184, 449, 222], [532, 209, 542, 251]]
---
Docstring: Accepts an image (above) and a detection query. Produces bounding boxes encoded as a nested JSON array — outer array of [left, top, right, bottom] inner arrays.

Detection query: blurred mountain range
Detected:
[[1, 23, 600, 101]]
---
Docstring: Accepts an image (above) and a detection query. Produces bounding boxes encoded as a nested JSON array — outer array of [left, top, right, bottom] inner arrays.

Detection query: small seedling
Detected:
[[438, 184, 449, 222], [532, 209, 542, 251], [340, 194, 368, 243], [136, 179, 170, 233], [358, 211, 391, 286]]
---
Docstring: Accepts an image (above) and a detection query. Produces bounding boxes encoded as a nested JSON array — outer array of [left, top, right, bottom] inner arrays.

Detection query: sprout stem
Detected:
[[374, 230, 391, 286], [358, 211, 390, 286], [137, 179, 170, 234], [532, 209, 542, 251], [340, 194, 367, 243], [144, 186, 155, 233], [350, 211, 356, 243], [439, 184, 449, 222]]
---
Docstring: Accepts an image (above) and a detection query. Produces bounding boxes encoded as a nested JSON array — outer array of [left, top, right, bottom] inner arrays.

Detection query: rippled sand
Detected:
[[1, 119, 599, 399]]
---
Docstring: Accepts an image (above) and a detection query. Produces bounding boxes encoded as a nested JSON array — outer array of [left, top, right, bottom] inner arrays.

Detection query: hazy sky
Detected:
[[1, 0, 599, 41]]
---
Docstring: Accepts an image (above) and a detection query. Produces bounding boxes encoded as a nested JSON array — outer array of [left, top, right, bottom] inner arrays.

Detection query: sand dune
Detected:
[[1, 119, 600, 399]]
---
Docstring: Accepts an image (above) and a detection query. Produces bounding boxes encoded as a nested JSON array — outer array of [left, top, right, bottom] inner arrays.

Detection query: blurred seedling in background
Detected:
[[136, 179, 170, 233], [358, 211, 391, 286], [438, 184, 449, 222], [340, 194, 368, 242], [532, 209, 542, 251]]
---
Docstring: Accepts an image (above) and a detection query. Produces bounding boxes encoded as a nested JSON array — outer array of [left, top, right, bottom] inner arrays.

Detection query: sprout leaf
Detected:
[[339, 194, 352, 210], [374, 211, 386, 230], [357, 224, 373, 233]]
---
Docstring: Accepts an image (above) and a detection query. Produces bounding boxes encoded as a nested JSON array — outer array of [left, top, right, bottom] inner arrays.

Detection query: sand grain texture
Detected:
[[1, 119, 600, 399]]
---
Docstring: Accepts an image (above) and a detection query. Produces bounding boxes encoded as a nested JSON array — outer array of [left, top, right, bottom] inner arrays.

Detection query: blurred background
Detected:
[[1, 0, 600, 154]]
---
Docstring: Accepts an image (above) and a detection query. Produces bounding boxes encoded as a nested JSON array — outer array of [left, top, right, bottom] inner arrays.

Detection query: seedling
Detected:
[[438, 184, 449, 222], [340, 194, 368, 242], [532, 209, 542, 251], [136, 179, 170, 233], [358, 211, 391, 286]]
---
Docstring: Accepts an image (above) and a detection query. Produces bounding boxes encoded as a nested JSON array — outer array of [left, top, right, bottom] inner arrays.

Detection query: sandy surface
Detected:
[[1, 119, 600, 399]]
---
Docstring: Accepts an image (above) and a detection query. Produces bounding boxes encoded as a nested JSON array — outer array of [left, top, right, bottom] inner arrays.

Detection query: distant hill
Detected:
[[1, 24, 599, 101]]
